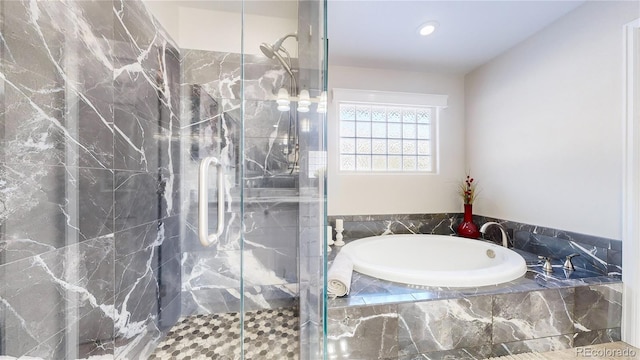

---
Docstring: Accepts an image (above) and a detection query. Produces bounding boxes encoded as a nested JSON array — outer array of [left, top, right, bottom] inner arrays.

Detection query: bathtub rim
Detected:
[[341, 234, 528, 288]]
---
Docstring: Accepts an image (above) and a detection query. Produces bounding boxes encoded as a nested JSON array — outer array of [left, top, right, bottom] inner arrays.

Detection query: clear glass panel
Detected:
[[356, 155, 371, 170], [388, 155, 402, 170], [341, 138, 356, 154], [341, 121, 356, 137], [372, 123, 387, 138], [388, 140, 402, 154], [417, 108, 432, 123], [356, 121, 371, 137], [372, 155, 387, 170], [356, 138, 372, 154], [371, 106, 386, 121], [372, 139, 387, 154], [340, 104, 356, 120], [388, 123, 402, 138]]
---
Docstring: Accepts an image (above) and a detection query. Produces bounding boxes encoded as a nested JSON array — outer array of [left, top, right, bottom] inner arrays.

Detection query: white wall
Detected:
[[143, 1, 297, 55], [465, 1, 639, 239], [328, 65, 466, 216], [178, 7, 298, 56]]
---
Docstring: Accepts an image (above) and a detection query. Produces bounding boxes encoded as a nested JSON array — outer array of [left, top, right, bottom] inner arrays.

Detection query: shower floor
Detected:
[[149, 307, 299, 360]]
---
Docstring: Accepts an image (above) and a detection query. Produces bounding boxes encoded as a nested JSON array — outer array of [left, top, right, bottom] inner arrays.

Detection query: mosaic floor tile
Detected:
[[149, 307, 299, 360]]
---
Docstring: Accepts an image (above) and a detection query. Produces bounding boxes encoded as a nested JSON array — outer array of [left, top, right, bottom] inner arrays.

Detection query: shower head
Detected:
[[260, 33, 297, 78], [259, 43, 277, 59], [260, 32, 298, 59]]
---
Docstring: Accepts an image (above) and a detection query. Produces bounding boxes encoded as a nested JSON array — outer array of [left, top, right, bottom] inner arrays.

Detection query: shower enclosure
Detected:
[[0, 0, 328, 358]]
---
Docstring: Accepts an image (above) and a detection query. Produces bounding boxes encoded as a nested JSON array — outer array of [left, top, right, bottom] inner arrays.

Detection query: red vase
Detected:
[[457, 204, 480, 238]]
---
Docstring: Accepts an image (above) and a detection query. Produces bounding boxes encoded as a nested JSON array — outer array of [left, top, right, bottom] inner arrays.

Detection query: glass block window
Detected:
[[339, 102, 435, 172]]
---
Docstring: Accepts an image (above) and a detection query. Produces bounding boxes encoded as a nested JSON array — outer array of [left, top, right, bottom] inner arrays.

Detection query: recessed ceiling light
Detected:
[[418, 22, 438, 37]]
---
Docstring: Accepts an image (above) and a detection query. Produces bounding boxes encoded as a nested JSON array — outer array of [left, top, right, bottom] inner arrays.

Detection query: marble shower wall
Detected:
[[327, 283, 623, 359], [180, 49, 300, 316], [0, 1, 181, 358]]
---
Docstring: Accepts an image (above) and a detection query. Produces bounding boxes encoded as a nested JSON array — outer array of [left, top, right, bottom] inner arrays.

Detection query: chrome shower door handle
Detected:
[[198, 157, 225, 247]]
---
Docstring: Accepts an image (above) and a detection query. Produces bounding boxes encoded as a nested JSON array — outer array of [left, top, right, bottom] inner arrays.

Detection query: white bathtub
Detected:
[[340, 234, 527, 287]]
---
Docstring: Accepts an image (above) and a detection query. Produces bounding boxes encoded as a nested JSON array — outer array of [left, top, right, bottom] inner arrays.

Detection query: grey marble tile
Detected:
[[398, 297, 492, 356], [492, 288, 575, 343], [574, 284, 622, 332], [514, 232, 608, 275], [0, 235, 115, 359], [327, 304, 399, 360], [397, 345, 492, 360], [0, 165, 113, 264], [573, 328, 621, 347], [491, 335, 573, 357], [0, 0, 115, 170], [114, 171, 162, 232]]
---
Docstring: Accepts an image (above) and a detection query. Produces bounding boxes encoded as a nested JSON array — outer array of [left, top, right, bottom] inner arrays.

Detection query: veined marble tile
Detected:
[[0, 235, 115, 359], [398, 297, 492, 356], [573, 328, 621, 347], [492, 288, 575, 344], [574, 283, 622, 332], [514, 232, 608, 275], [491, 335, 574, 357], [397, 345, 492, 360], [327, 304, 399, 360], [0, 164, 113, 264], [0, 0, 115, 170]]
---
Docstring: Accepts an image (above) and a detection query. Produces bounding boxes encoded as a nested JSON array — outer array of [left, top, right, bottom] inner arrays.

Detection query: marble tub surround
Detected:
[[0, 0, 182, 358], [327, 214, 622, 277], [327, 214, 460, 241], [471, 215, 622, 276], [327, 280, 623, 359]]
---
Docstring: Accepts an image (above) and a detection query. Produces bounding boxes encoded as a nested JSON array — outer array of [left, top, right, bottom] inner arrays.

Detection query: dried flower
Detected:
[[458, 171, 478, 205]]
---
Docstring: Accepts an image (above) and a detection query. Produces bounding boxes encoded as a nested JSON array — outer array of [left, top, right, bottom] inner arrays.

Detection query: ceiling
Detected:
[[327, 0, 586, 74]]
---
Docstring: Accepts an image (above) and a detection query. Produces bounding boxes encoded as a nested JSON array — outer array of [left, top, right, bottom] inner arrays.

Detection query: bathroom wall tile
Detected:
[[514, 231, 608, 275], [492, 288, 575, 343], [243, 284, 299, 312], [573, 328, 621, 347], [607, 249, 622, 275], [0, 164, 114, 264], [491, 335, 573, 357], [243, 246, 298, 283], [327, 304, 399, 360], [0, 0, 115, 170], [114, 171, 162, 232], [611, 239, 622, 251], [328, 214, 459, 241], [397, 297, 492, 356], [574, 283, 622, 332], [0, 235, 115, 359], [181, 288, 239, 316], [113, 4, 180, 174], [181, 250, 242, 294], [397, 346, 492, 360]]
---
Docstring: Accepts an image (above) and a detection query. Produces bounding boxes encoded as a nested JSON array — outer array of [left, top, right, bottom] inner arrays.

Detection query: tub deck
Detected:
[[327, 244, 623, 359]]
